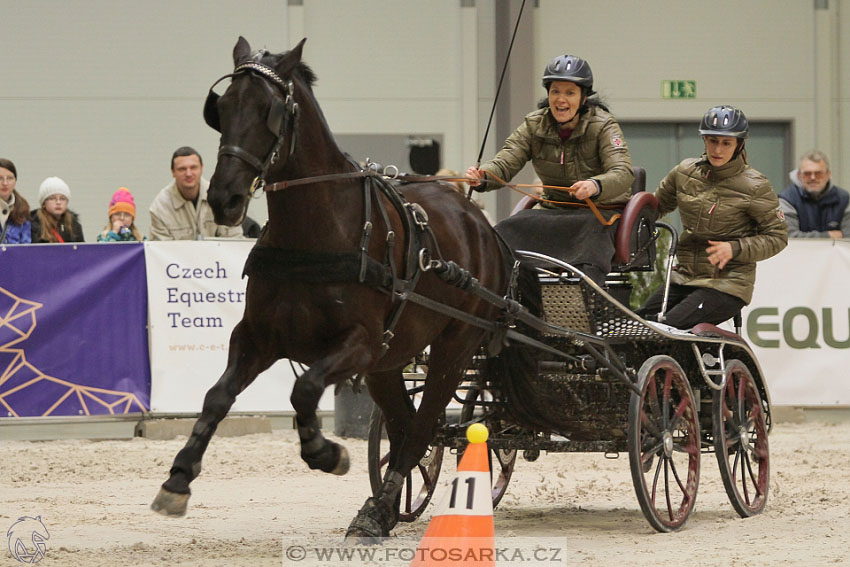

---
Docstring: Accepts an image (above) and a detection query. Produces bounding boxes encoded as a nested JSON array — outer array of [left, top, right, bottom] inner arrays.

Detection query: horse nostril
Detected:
[[226, 194, 244, 213]]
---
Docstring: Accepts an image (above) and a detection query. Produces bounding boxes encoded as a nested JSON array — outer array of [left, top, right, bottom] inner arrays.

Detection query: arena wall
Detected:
[[1, 1, 847, 241]]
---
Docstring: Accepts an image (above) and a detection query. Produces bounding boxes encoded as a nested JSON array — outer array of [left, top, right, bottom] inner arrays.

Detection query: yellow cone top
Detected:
[[466, 423, 489, 444]]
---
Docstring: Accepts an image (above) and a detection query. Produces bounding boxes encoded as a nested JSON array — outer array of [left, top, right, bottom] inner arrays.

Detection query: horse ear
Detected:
[[233, 36, 252, 65], [290, 38, 307, 61]]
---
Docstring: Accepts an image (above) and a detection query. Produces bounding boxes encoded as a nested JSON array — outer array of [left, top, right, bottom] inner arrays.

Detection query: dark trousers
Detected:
[[637, 284, 746, 330]]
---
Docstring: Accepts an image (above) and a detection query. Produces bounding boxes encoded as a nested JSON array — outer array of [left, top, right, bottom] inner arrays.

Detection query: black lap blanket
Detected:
[[495, 207, 620, 278]]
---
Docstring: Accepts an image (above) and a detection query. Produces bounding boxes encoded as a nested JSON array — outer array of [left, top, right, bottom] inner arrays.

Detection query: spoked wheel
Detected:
[[367, 400, 444, 522], [628, 355, 701, 532], [712, 359, 769, 517], [458, 384, 516, 508]]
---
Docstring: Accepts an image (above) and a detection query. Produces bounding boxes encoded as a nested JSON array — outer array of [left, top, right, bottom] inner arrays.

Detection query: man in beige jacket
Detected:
[[149, 146, 243, 240]]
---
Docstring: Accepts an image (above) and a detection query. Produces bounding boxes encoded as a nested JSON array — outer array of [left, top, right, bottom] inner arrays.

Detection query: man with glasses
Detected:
[[779, 150, 849, 239]]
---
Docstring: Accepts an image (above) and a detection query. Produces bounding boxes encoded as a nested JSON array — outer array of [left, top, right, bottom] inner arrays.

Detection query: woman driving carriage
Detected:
[[637, 105, 788, 330], [466, 54, 634, 285]]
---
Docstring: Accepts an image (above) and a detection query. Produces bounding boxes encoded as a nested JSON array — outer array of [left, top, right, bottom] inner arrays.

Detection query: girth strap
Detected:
[[242, 246, 392, 288]]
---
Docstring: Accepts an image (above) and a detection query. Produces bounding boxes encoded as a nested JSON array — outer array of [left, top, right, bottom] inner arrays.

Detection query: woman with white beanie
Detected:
[[30, 176, 85, 243]]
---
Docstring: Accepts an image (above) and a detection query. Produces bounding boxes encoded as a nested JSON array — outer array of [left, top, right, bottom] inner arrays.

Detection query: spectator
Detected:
[[435, 168, 494, 225], [778, 150, 849, 239], [242, 215, 262, 238], [97, 187, 145, 242], [466, 54, 633, 285], [31, 176, 84, 243], [0, 158, 31, 244], [149, 146, 243, 240], [637, 105, 788, 329]]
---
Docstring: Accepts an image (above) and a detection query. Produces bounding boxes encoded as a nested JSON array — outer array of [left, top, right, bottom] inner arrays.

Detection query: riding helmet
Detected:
[[542, 54, 594, 94], [698, 105, 749, 138]]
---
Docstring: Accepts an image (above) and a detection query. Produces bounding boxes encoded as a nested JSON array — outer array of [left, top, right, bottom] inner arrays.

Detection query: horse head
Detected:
[[205, 36, 316, 226]]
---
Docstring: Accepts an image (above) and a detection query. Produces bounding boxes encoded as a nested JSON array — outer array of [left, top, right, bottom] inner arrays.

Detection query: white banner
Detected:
[[144, 241, 332, 413], [745, 239, 850, 406], [142, 239, 849, 411]]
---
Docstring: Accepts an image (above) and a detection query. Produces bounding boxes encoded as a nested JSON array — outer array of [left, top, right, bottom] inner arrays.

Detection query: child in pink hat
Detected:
[[98, 187, 144, 241]]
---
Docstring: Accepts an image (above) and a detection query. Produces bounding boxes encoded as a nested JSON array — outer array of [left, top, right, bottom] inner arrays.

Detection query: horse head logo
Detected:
[[6, 516, 50, 564]]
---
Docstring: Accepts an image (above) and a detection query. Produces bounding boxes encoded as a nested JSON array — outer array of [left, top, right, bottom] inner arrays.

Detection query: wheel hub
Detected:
[[662, 431, 674, 457], [739, 427, 751, 452]]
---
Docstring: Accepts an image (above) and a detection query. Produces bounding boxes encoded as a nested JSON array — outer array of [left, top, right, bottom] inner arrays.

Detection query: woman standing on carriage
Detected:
[[637, 105, 788, 330], [466, 53, 634, 285]]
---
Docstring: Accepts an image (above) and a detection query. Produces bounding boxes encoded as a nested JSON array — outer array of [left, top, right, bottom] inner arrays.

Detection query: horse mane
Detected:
[[259, 51, 317, 89]]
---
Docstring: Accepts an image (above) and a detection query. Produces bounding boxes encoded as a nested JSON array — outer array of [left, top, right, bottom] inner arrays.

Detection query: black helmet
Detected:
[[542, 54, 594, 94], [699, 105, 748, 138]]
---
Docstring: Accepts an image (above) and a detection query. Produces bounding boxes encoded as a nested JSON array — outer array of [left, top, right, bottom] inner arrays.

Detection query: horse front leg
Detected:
[[290, 326, 376, 476], [151, 321, 272, 517]]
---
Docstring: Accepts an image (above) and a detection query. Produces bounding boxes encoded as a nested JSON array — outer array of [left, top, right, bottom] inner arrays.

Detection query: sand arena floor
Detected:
[[1, 420, 849, 566]]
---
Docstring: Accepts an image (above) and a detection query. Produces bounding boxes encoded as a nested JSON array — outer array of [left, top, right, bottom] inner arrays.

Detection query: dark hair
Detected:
[[171, 146, 203, 170], [538, 92, 611, 115], [0, 158, 17, 178], [0, 158, 29, 224]]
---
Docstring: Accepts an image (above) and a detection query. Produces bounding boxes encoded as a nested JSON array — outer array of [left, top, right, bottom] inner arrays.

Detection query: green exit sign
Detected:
[[662, 80, 696, 99]]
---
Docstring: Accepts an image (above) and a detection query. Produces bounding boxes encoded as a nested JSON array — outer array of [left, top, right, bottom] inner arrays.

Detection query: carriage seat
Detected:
[[509, 167, 657, 272], [690, 311, 744, 341]]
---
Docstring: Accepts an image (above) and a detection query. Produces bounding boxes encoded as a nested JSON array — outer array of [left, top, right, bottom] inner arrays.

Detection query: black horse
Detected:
[[151, 37, 536, 540]]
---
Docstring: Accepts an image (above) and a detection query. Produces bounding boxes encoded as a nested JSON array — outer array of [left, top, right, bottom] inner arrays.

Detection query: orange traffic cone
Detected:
[[410, 423, 494, 567]]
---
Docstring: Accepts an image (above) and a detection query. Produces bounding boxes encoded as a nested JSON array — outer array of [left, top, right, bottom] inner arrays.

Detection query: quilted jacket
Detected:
[[479, 104, 634, 207], [654, 153, 788, 303]]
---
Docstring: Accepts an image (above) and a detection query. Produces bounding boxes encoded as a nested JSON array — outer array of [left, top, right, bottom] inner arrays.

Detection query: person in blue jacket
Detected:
[[779, 150, 850, 239], [0, 158, 32, 244]]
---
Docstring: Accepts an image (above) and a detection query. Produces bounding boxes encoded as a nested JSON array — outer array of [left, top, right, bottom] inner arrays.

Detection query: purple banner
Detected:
[[0, 243, 149, 417]]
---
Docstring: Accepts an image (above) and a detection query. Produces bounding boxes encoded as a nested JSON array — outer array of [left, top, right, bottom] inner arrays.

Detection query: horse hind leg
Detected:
[[346, 339, 477, 542], [343, 368, 414, 541], [151, 322, 272, 517]]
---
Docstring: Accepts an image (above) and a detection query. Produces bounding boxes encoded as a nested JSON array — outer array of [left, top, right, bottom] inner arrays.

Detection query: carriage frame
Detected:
[[367, 183, 772, 533]]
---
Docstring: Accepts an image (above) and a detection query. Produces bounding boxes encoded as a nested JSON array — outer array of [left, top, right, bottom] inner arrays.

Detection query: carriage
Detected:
[[152, 37, 770, 540], [367, 169, 771, 533]]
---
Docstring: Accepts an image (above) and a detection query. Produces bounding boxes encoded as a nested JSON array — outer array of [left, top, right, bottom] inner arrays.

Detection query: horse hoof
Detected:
[[151, 487, 190, 517], [332, 445, 350, 476], [344, 520, 385, 544], [344, 530, 383, 546]]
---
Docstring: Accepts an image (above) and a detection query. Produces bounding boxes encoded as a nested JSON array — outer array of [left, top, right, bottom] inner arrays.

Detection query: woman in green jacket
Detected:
[[638, 105, 788, 329], [466, 54, 634, 284]]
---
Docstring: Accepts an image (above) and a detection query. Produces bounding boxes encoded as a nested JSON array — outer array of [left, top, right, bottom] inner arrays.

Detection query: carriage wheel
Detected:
[[628, 355, 700, 532], [458, 385, 517, 508], [712, 359, 769, 517], [367, 403, 444, 522]]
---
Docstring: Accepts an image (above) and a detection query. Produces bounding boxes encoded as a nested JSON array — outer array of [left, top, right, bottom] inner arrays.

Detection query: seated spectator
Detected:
[[98, 187, 145, 242], [31, 176, 84, 243], [242, 215, 262, 238], [149, 146, 243, 240], [778, 150, 849, 238], [0, 158, 31, 244]]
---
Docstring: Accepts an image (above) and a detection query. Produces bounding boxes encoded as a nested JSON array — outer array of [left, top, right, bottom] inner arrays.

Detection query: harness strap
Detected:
[[219, 145, 265, 172], [357, 177, 374, 283], [263, 170, 377, 193]]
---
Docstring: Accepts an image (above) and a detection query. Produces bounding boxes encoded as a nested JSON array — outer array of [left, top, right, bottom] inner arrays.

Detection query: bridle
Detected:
[[203, 54, 300, 197]]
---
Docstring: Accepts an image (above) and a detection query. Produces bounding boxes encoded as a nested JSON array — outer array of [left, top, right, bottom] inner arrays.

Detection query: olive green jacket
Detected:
[[655, 154, 788, 303], [479, 105, 634, 206]]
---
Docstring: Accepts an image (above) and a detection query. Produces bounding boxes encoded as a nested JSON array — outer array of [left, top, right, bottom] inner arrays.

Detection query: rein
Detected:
[[262, 169, 621, 227], [481, 172, 622, 227]]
